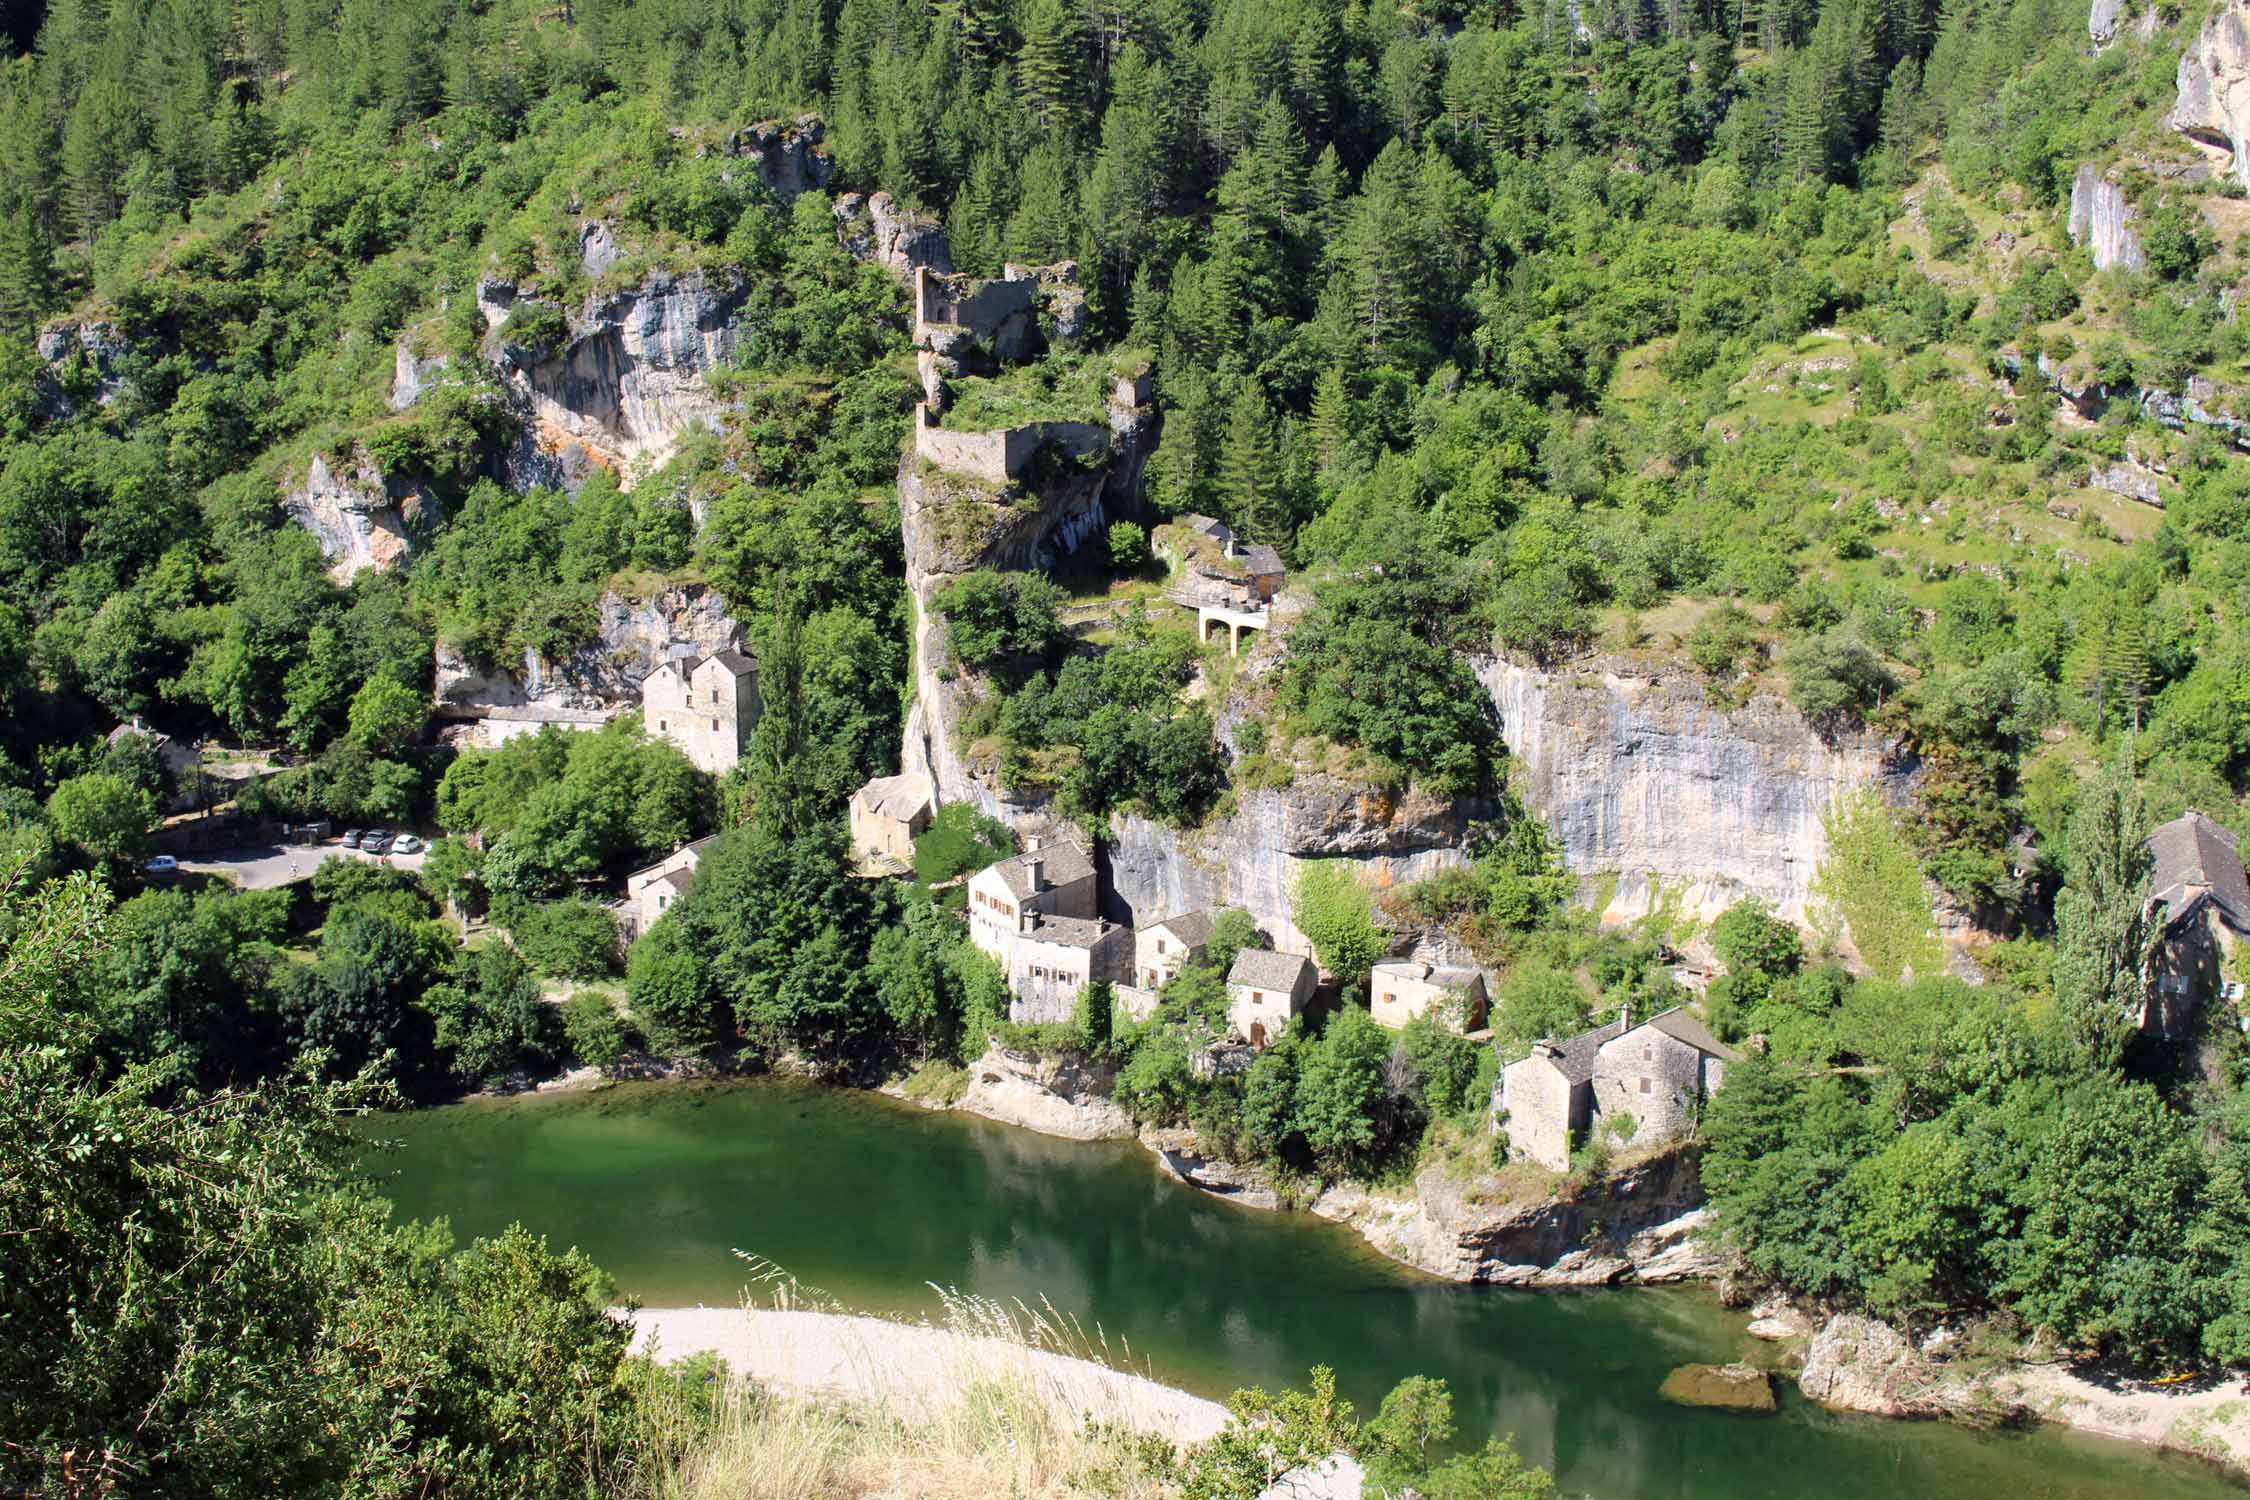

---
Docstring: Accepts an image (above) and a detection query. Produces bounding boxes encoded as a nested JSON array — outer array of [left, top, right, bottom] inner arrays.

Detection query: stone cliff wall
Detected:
[[501, 270, 748, 486], [434, 582, 743, 716], [282, 449, 435, 582], [1478, 656, 1909, 930], [2173, 0, 2250, 187], [2067, 164, 2146, 272]]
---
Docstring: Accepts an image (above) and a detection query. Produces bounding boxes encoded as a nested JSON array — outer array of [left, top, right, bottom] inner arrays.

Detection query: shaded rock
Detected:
[[2091, 0, 2126, 42], [389, 339, 453, 410], [724, 114, 831, 196], [1141, 1127, 1284, 1211], [834, 190, 953, 277], [1800, 1314, 2020, 1421], [1660, 1362, 1776, 1412], [957, 1043, 1133, 1141], [2067, 165, 2146, 273], [281, 449, 435, 582], [579, 219, 623, 278], [433, 582, 743, 716], [1745, 1296, 1818, 1341], [2089, 459, 2165, 506], [2173, 0, 2250, 189], [34, 318, 131, 417]]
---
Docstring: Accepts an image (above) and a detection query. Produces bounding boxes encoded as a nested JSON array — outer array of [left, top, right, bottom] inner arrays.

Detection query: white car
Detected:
[[143, 855, 178, 872], [392, 834, 425, 855]]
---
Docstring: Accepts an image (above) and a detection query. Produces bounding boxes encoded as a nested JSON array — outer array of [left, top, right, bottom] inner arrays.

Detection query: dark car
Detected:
[[361, 831, 394, 855], [341, 829, 364, 849]]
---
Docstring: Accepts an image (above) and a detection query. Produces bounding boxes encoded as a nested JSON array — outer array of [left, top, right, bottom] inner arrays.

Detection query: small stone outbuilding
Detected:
[[623, 836, 715, 940], [1135, 911, 1214, 992], [1370, 960, 1489, 1033], [1497, 1016, 1628, 1172], [849, 772, 933, 871], [1227, 949, 1317, 1047], [1498, 1006, 1738, 1172], [2144, 809, 2250, 1035]]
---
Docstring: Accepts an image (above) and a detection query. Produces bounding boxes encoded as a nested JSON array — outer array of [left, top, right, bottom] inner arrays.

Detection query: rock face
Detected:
[[282, 450, 436, 582], [34, 318, 131, 417], [2089, 458, 2167, 506], [433, 582, 743, 716], [2005, 349, 2250, 449], [2173, 0, 2250, 188], [835, 190, 954, 277], [955, 1043, 1134, 1141], [2091, 0, 2126, 42], [493, 269, 748, 487], [1799, 1315, 2004, 1420], [723, 115, 832, 196], [1308, 1145, 1714, 1284], [1478, 657, 1908, 931], [2067, 165, 2146, 272], [389, 340, 453, 411], [1141, 1128, 1286, 1210]]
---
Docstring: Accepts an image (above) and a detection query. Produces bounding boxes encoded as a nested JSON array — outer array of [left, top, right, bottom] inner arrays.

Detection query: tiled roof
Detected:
[[2148, 810, 2250, 934], [980, 840, 1096, 900], [853, 772, 933, 823], [1228, 948, 1314, 992]]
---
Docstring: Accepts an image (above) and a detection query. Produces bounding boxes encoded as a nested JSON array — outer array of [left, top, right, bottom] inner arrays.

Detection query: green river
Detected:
[[361, 1077, 2242, 1500]]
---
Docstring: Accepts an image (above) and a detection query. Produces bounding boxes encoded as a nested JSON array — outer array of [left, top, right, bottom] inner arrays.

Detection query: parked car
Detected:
[[341, 829, 364, 849], [392, 834, 424, 855], [361, 831, 394, 855], [143, 855, 178, 873]]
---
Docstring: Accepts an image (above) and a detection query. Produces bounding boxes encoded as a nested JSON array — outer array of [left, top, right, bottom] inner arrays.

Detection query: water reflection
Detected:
[[361, 1079, 2239, 1500]]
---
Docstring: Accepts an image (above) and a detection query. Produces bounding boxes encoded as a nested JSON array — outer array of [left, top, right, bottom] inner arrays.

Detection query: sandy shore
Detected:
[[1997, 1361, 2250, 1476], [622, 1305, 1229, 1445]]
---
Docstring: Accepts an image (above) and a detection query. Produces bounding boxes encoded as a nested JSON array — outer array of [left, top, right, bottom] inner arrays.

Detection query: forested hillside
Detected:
[[8, 0, 2250, 1490]]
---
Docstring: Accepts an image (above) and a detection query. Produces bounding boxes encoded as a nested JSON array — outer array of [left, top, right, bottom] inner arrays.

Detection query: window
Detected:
[[658, 719, 668, 732], [710, 717, 719, 732], [1382, 992, 1395, 1005], [709, 688, 717, 704], [1251, 991, 1263, 1004], [1156, 939, 1166, 954], [1639, 1077, 1651, 1095]]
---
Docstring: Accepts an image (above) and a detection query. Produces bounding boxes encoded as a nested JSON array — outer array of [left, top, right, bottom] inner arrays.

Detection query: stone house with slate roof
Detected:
[[1227, 948, 1317, 1047], [622, 836, 716, 939], [641, 645, 760, 774], [1499, 1006, 1740, 1171], [2144, 810, 2250, 1035], [966, 839, 1119, 1020], [1370, 959, 1489, 1034], [848, 772, 933, 869]]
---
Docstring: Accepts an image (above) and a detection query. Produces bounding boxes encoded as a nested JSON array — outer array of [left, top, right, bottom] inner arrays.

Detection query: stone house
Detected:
[[107, 718, 204, 809], [848, 772, 933, 870], [641, 646, 760, 775], [1227, 948, 1317, 1047], [1135, 911, 1214, 992], [1498, 1007, 1738, 1172], [1370, 960, 1489, 1033], [1002, 913, 1131, 1025], [622, 836, 715, 940], [2143, 809, 2250, 1035], [1160, 515, 1285, 656]]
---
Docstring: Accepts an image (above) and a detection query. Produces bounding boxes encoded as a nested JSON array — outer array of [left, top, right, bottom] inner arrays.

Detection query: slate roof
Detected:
[[106, 721, 172, 750], [853, 772, 933, 823], [1146, 910, 1215, 948], [1523, 1016, 1629, 1086], [653, 867, 695, 892], [980, 840, 1096, 900], [704, 646, 758, 676], [1641, 1006, 1742, 1062], [2148, 810, 2250, 934], [1172, 514, 1284, 579], [1228, 948, 1314, 992], [1017, 913, 1122, 950], [626, 835, 716, 884], [1373, 959, 1485, 990]]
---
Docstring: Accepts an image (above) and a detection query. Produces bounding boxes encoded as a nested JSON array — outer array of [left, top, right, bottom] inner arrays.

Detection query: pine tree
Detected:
[[1219, 381, 1286, 548], [1002, 141, 1078, 265], [2051, 751, 2153, 1072], [1015, 0, 1084, 135], [1309, 366, 1351, 479], [0, 205, 55, 326]]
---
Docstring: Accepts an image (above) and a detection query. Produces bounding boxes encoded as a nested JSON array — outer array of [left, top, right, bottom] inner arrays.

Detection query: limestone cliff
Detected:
[[2066, 164, 2146, 272], [1478, 656, 1910, 931], [281, 449, 437, 582], [34, 318, 131, 418], [485, 269, 749, 488], [2173, 0, 2250, 188], [433, 582, 743, 717]]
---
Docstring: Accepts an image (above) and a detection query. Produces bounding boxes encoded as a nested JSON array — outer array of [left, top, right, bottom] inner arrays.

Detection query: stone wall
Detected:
[[1592, 1029, 1719, 1148], [912, 410, 1109, 484], [1498, 1056, 1580, 1172]]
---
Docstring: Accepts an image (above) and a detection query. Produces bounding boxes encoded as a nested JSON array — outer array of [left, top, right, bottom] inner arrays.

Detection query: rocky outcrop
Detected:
[[2091, 0, 2126, 42], [723, 115, 832, 196], [835, 190, 953, 277], [954, 1043, 1134, 1141], [34, 318, 131, 417], [1478, 656, 1909, 932], [2089, 457, 2167, 506], [433, 582, 742, 716], [491, 268, 749, 487], [2066, 165, 2146, 272], [1799, 1315, 2017, 1421], [282, 449, 436, 582], [2173, 0, 2250, 188], [389, 340, 453, 410], [2004, 349, 2250, 449], [1660, 1363, 1776, 1412], [1141, 1128, 1286, 1210]]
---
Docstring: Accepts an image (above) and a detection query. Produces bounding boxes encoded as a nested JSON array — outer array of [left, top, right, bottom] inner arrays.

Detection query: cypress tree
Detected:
[[1219, 381, 1287, 549], [2051, 751, 2153, 1073]]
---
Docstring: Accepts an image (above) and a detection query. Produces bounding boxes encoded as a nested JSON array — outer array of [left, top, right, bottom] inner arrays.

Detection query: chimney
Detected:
[[1618, 1004, 1631, 1032], [1027, 856, 1045, 893], [1222, 533, 1238, 559], [1533, 1040, 1562, 1059]]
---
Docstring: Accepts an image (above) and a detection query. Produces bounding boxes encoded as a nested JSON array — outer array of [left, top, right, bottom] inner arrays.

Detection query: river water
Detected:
[[360, 1077, 2241, 1499]]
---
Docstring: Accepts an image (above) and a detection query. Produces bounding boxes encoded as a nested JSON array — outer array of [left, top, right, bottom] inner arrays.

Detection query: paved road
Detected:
[[175, 842, 427, 890]]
